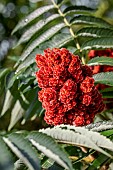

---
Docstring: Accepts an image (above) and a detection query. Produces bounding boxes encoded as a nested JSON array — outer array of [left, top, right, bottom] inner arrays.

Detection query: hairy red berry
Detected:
[[35, 48, 105, 126], [82, 94, 92, 106], [80, 76, 94, 93]]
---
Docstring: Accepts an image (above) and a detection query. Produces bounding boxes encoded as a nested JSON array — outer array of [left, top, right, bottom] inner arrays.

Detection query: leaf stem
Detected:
[[51, 0, 81, 51]]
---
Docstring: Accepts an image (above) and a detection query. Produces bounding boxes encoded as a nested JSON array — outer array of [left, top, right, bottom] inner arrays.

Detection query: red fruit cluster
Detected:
[[88, 49, 113, 110], [35, 48, 104, 126]]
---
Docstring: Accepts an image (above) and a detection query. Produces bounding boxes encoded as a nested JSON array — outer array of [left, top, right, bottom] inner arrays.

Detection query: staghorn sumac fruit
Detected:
[[35, 48, 105, 126]]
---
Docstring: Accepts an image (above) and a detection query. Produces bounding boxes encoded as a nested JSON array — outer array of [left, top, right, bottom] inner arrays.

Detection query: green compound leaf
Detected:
[[77, 27, 113, 38], [39, 33, 73, 50], [57, 125, 113, 153], [0, 68, 10, 95], [16, 33, 72, 73], [100, 87, 113, 92], [56, 0, 67, 5], [85, 121, 113, 132], [16, 14, 61, 46], [93, 72, 113, 86], [101, 91, 113, 98], [4, 133, 40, 170], [48, 162, 64, 170], [12, 5, 55, 34], [40, 126, 113, 158], [100, 86, 113, 98], [16, 48, 43, 73], [81, 37, 113, 50], [27, 132, 73, 170], [71, 15, 112, 28], [0, 68, 10, 79], [101, 129, 113, 137], [0, 137, 14, 170], [88, 56, 113, 66], [87, 153, 108, 170], [100, 87, 113, 98], [8, 100, 25, 131], [64, 6, 95, 15], [1, 89, 16, 117], [18, 23, 65, 64]]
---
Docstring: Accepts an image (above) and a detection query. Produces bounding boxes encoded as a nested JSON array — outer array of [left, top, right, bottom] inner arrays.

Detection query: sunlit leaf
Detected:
[[87, 153, 108, 170], [27, 132, 73, 170], [8, 100, 25, 131], [71, 15, 112, 28], [88, 56, 113, 66], [16, 14, 61, 46], [40, 126, 113, 158], [16, 33, 72, 73], [39, 33, 73, 50], [0, 137, 14, 170], [64, 6, 95, 15], [18, 23, 65, 64], [77, 27, 113, 37], [93, 72, 113, 86], [12, 5, 55, 34], [1, 90, 15, 117], [58, 125, 113, 153], [4, 134, 40, 170], [85, 121, 113, 132], [81, 37, 113, 50]]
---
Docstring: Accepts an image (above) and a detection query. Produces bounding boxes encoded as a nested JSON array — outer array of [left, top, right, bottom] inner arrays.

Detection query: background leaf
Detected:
[[71, 15, 112, 28], [93, 72, 113, 86], [81, 37, 113, 50], [85, 121, 113, 132], [8, 100, 25, 131], [40, 127, 113, 158], [16, 14, 61, 46], [18, 23, 65, 64], [88, 56, 113, 66], [0, 137, 14, 170], [77, 27, 113, 38], [4, 133, 40, 170], [64, 6, 95, 15], [87, 153, 108, 170], [58, 125, 113, 153], [12, 5, 55, 34], [27, 132, 73, 170]]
